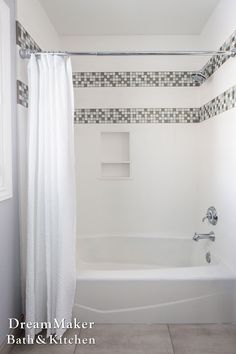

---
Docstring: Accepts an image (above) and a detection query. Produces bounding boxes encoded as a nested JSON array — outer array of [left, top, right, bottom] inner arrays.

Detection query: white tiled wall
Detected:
[[16, 0, 236, 283], [196, 0, 236, 275], [58, 27, 205, 240], [75, 123, 198, 237]]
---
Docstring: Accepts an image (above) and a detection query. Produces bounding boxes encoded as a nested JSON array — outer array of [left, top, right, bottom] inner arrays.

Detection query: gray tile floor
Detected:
[[10, 324, 236, 354]]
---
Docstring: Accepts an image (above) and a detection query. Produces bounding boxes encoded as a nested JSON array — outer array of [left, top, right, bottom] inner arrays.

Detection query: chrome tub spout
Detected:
[[193, 231, 215, 242]]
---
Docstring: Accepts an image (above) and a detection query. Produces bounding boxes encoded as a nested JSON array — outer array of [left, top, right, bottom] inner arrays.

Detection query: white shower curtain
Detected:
[[26, 54, 76, 338]]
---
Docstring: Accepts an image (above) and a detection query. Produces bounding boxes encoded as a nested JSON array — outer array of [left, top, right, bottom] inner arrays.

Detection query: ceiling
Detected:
[[39, 0, 220, 36]]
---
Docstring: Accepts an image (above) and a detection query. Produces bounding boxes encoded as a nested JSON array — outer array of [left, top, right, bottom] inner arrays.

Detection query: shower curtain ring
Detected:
[[19, 48, 31, 59]]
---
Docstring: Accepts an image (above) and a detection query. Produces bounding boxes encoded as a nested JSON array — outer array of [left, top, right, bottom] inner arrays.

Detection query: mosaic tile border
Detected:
[[16, 21, 236, 122], [73, 32, 236, 88], [75, 86, 236, 124], [16, 21, 41, 51], [16, 79, 236, 123], [199, 85, 236, 122], [74, 108, 199, 123], [73, 71, 199, 88], [201, 31, 236, 80], [16, 20, 236, 88], [17, 80, 28, 108]]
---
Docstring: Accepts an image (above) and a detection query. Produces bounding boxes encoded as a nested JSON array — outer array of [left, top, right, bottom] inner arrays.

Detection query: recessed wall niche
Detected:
[[100, 132, 131, 179]]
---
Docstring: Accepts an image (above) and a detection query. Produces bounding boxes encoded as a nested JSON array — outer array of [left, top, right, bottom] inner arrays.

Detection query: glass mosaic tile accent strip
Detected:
[[16, 80, 236, 123], [16, 21, 41, 51], [72, 31, 236, 88], [74, 108, 199, 123], [17, 80, 28, 108], [199, 85, 236, 121], [73, 71, 199, 88], [201, 31, 236, 80], [15, 21, 236, 123], [16, 20, 236, 86]]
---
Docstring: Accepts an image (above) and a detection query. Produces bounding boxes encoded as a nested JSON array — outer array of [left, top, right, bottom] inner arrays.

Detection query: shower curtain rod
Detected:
[[19, 48, 236, 59]]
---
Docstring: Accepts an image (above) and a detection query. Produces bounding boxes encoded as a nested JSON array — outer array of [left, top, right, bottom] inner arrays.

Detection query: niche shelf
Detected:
[[100, 132, 131, 179]]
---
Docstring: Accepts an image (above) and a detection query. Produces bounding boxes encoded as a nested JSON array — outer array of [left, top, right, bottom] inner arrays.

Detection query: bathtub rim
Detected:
[[77, 263, 235, 281], [76, 234, 235, 280]]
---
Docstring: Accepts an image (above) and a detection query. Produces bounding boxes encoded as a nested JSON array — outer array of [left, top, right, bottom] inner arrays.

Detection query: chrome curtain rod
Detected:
[[19, 48, 236, 59]]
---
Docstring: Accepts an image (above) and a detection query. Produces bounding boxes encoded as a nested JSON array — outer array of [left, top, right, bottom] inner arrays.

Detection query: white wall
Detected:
[[62, 2, 236, 283], [62, 34, 202, 238], [196, 0, 236, 274], [15, 0, 236, 273], [64, 1, 236, 284], [16, 0, 236, 279], [17, 0, 60, 50], [196, 110, 236, 270], [17, 0, 61, 85], [61, 34, 204, 72], [0, 0, 21, 346], [200, 0, 236, 49], [75, 124, 198, 237]]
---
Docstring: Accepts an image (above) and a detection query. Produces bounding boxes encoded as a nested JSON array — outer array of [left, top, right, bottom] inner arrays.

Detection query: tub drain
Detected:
[[206, 251, 211, 264]]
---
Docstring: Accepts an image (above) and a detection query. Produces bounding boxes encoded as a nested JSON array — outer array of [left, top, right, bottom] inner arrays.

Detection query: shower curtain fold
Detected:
[[26, 54, 76, 338]]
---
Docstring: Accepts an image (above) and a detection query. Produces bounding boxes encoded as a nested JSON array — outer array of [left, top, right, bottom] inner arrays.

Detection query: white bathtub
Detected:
[[74, 236, 235, 323]]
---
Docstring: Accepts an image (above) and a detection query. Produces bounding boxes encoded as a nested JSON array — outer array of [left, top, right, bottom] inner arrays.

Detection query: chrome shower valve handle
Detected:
[[202, 206, 218, 225], [202, 214, 209, 222]]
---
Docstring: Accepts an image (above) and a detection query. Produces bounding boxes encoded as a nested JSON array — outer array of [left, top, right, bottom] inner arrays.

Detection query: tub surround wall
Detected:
[[201, 30, 236, 80], [70, 0, 236, 293], [71, 28, 236, 87], [14, 19, 199, 237], [15, 0, 236, 322], [200, 0, 236, 50], [16, 73, 236, 123], [16, 1, 60, 97], [75, 124, 198, 237], [15, 3, 236, 262], [16, 0, 59, 51], [74, 83, 236, 123], [195, 0, 236, 275], [199, 84, 236, 121], [16, 20, 236, 123]]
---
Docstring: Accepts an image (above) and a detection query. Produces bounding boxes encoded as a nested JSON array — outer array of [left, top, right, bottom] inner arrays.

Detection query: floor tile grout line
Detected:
[[73, 328, 81, 354], [167, 324, 176, 354]]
